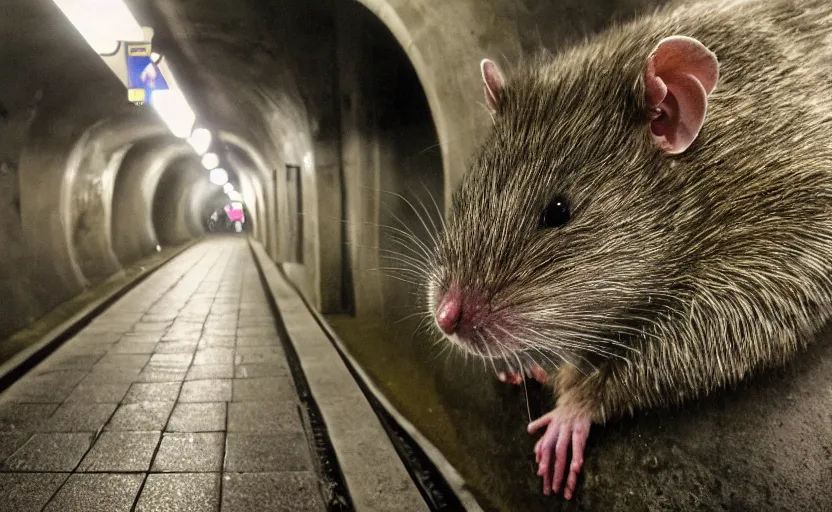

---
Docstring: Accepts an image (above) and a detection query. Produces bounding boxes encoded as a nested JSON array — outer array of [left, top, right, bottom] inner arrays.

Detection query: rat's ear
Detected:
[[644, 36, 719, 154], [481, 59, 505, 112]]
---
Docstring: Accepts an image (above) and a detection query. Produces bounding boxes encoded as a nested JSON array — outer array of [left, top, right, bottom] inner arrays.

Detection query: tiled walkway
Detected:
[[0, 238, 324, 511]]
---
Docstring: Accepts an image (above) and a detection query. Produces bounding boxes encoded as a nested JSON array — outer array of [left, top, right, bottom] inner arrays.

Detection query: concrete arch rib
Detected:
[[352, 0, 453, 210], [153, 158, 203, 247], [185, 180, 216, 237], [69, 115, 172, 284], [111, 139, 198, 265]]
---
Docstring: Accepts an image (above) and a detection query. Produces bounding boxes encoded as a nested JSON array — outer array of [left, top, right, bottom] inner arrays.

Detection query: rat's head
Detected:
[[427, 35, 719, 362]]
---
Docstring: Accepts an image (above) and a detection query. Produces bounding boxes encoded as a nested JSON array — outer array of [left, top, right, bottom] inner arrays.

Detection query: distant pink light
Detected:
[[224, 203, 245, 223]]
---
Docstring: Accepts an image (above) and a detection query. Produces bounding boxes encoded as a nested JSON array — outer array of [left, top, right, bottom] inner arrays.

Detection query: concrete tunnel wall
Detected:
[[0, 0, 228, 339]]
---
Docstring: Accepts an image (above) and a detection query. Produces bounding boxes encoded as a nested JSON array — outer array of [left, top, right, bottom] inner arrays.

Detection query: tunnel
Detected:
[[0, 0, 829, 510]]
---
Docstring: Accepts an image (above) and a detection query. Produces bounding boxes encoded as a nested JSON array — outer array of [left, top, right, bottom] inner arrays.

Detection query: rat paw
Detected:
[[528, 404, 591, 500], [495, 364, 549, 386], [496, 370, 524, 385], [527, 364, 549, 385]]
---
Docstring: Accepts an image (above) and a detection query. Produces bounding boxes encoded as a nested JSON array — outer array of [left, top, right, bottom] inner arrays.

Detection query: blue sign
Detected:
[[125, 43, 168, 104]]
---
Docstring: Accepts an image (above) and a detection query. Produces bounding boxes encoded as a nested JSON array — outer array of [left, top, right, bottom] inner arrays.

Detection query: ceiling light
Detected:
[[223, 183, 234, 194], [187, 128, 212, 155], [201, 152, 219, 170], [210, 168, 228, 186], [150, 88, 195, 139], [52, 0, 144, 55]]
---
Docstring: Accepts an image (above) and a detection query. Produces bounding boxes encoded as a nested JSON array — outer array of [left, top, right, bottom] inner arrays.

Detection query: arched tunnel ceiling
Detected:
[[119, 0, 677, 204], [128, 0, 327, 169]]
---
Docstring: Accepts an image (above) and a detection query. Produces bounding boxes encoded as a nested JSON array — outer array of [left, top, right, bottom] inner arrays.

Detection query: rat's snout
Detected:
[[435, 283, 490, 337], [436, 290, 463, 335]]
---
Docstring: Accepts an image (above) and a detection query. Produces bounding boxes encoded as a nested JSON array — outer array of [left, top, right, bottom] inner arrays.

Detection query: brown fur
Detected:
[[428, 0, 832, 423]]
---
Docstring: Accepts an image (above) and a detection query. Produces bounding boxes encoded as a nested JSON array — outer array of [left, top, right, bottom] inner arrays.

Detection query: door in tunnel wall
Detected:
[[286, 164, 303, 264]]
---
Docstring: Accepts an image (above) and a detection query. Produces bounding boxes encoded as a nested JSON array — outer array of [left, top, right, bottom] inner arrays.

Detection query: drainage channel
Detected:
[[248, 247, 354, 511], [257, 260, 467, 511]]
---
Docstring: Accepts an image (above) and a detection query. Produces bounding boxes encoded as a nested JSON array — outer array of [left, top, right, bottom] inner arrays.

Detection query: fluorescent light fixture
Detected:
[[223, 183, 234, 194], [150, 88, 195, 139], [187, 128, 212, 155], [227, 191, 243, 202], [210, 168, 229, 186], [52, 0, 144, 55], [201, 152, 219, 170]]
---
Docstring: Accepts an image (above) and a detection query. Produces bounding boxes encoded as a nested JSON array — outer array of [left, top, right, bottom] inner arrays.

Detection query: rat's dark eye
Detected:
[[539, 197, 570, 229]]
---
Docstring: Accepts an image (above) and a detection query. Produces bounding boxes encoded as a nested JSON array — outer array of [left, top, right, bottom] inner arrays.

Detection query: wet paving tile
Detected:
[[73, 332, 122, 344], [123, 382, 181, 403], [167, 403, 226, 432], [224, 432, 311, 472], [221, 472, 323, 512], [234, 347, 285, 365], [148, 353, 193, 370], [197, 335, 236, 349], [106, 402, 175, 431], [96, 353, 151, 368], [77, 431, 161, 472], [41, 402, 117, 432], [193, 348, 235, 366], [161, 331, 203, 343], [236, 327, 279, 338], [3, 371, 87, 403], [43, 473, 144, 512], [38, 352, 104, 371], [136, 368, 188, 382], [186, 364, 234, 381], [135, 473, 220, 512], [232, 377, 296, 402], [88, 364, 143, 382], [236, 336, 281, 347], [132, 321, 172, 333], [155, 340, 199, 354], [0, 433, 30, 464], [234, 362, 288, 379], [108, 341, 158, 354], [227, 401, 301, 433], [152, 433, 224, 472], [180, 380, 232, 403], [1, 433, 93, 471], [0, 472, 69, 512], [119, 332, 164, 344], [0, 404, 58, 432], [64, 381, 131, 403]]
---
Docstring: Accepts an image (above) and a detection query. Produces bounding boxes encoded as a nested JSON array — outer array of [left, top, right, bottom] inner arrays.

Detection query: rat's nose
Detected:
[[436, 291, 463, 335]]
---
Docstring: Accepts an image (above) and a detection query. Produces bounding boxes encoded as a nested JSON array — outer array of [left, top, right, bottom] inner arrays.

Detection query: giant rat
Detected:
[[426, 0, 832, 500]]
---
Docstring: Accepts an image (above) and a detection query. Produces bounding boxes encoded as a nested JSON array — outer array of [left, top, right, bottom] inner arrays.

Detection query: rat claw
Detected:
[[495, 370, 524, 385]]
